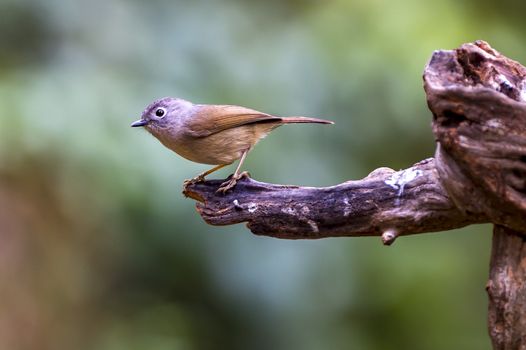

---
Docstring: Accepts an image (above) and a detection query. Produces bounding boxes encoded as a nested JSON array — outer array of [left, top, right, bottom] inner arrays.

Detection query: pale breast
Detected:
[[157, 123, 280, 165]]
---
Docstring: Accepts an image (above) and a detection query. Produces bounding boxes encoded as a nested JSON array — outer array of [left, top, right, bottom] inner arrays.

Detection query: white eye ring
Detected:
[[155, 108, 166, 118]]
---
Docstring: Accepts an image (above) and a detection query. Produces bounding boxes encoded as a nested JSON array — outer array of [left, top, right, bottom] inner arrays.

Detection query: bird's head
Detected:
[[131, 97, 193, 131]]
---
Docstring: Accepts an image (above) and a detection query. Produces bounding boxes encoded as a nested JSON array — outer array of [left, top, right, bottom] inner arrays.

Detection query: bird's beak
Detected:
[[131, 119, 148, 127]]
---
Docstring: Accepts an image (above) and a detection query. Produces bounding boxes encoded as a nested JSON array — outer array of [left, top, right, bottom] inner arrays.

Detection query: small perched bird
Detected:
[[131, 97, 334, 193]]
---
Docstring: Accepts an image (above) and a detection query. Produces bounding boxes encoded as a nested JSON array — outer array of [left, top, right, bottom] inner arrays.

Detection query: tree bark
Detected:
[[184, 40, 526, 349], [184, 158, 486, 241], [487, 226, 526, 350], [424, 41, 526, 348], [424, 41, 526, 232]]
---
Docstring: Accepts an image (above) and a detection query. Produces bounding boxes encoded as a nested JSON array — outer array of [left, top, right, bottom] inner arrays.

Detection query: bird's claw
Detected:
[[183, 175, 206, 189], [216, 171, 251, 194]]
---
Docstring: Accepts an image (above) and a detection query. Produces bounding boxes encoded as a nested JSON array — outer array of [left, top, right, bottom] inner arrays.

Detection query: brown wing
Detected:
[[184, 104, 282, 137]]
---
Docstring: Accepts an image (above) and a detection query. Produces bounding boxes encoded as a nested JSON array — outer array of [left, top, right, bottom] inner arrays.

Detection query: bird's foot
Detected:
[[216, 171, 251, 194], [183, 174, 206, 190]]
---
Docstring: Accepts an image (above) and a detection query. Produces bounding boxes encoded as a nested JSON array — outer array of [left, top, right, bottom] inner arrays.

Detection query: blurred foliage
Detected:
[[1, 0, 522, 349]]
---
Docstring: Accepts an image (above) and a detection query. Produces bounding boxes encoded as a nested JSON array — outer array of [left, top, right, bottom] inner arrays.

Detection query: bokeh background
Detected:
[[2, 0, 525, 349]]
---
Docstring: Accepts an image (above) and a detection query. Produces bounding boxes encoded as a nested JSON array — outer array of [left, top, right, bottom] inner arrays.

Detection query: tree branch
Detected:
[[183, 158, 487, 241]]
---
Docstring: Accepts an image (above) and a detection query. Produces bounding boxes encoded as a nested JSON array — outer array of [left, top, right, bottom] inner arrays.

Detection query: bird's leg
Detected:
[[184, 164, 228, 188], [217, 150, 251, 194]]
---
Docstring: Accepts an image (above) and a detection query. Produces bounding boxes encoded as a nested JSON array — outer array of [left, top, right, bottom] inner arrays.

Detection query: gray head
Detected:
[[131, 97, 193, 130]]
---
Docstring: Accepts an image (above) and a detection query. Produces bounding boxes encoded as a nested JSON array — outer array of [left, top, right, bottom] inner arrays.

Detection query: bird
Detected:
[[131, 97, 334, 193]]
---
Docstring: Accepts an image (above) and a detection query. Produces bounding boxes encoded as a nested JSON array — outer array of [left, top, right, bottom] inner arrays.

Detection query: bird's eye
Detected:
[[155, 108, 166, 117]]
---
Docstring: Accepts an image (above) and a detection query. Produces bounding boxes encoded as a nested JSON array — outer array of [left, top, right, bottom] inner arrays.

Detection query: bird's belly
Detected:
[[160, 126, 260, 165]]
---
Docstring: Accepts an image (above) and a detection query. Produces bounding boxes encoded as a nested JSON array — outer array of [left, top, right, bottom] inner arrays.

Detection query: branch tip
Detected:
[[381, 229, 399, 246]]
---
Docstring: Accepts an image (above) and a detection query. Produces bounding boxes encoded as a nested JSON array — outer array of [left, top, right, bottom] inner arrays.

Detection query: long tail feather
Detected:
[[280, 116, 334, 124]]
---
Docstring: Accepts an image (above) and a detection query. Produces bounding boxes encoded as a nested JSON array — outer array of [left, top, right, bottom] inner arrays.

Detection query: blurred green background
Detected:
[[2, 0, 525, 349]]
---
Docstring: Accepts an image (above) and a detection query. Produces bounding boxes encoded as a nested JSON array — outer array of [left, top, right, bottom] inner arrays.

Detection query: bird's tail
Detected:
[[280, 116, 334, 125]]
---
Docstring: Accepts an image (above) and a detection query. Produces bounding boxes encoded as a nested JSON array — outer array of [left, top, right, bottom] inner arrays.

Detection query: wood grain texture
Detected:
[[424, 40, 526, 349], [424, 40, 526, 233], [184, 158, 487, 241], [487, 226, 526, 350]]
